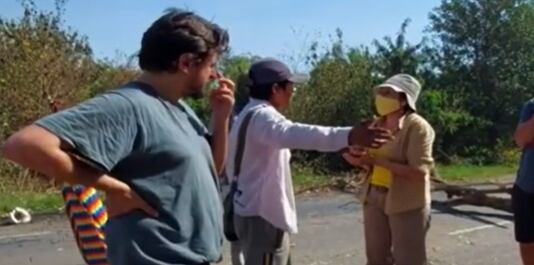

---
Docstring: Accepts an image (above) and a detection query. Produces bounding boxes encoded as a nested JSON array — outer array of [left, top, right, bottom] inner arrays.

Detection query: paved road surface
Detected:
[[0, 191, 520, 265]]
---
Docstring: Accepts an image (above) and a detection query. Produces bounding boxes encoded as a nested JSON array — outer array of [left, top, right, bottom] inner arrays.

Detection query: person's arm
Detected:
[[254, 109, 391, 152], [514, 117, 534, 147], [342, 146, 371, 171], [514, 101, 534, 148], [2, 125, 131, 193], [2, 93, 157, 217], [2, 127, 156, 218], [208, 78, 235, 175]]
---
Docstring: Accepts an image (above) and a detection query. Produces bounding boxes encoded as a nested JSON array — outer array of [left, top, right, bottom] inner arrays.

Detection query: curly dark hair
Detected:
[[139, 8, 229, 73]]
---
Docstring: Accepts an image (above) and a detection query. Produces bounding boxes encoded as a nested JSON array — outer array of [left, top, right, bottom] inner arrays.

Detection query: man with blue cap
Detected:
[[225, 58, 393, 265]]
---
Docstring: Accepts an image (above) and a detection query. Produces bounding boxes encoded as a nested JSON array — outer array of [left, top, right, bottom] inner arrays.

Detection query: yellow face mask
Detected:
[[375, 94, 401, 116]]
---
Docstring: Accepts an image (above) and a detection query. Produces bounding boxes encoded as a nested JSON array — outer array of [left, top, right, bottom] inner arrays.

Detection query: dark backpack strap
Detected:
[[233, 108, 261, 179]]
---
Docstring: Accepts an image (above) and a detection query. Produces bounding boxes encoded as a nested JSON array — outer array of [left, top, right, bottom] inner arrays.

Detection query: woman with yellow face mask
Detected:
[[343, 74, 435, 265]]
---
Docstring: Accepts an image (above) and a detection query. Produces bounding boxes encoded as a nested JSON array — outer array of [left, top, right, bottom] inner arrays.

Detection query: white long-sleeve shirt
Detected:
[[226, 99, 351, 233]]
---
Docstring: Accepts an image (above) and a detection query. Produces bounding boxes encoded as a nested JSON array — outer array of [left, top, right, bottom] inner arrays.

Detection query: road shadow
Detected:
[[431, 199, 513, 228]]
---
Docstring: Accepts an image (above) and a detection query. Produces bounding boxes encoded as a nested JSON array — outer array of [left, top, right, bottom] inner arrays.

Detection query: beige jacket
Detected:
[[359, 113, 436, 214]]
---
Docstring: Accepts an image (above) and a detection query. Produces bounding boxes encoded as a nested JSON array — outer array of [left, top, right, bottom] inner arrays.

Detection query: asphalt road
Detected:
[[0, 191, 520, 265]]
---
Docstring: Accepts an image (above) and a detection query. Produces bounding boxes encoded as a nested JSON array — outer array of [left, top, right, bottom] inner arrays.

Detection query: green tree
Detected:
[[428, 0, 534, 163], [289, 31, 376, 171], [0, 0, 97, 139], [372, 19, 424, 78], [87, 54, 140, 97], [219, 54, 257, 113], [0, 0, 100, 191]]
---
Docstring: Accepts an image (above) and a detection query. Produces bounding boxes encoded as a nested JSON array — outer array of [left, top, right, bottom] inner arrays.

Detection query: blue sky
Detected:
[[2, 0, 441, 65]]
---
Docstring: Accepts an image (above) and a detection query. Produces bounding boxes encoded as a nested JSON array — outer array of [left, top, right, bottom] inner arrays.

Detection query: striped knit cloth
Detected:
[[62, 185, 109, 265]]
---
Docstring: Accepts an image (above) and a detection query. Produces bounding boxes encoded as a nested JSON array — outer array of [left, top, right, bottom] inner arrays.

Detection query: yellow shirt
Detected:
[[369, 143, 394, 188]]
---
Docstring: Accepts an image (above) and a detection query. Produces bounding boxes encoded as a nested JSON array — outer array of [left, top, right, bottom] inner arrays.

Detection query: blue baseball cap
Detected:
[[248, 58, 308, 86]]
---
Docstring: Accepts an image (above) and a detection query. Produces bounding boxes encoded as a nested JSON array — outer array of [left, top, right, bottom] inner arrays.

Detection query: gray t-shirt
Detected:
[[35, 82, 223, 265], [517, 98, 534, 194]]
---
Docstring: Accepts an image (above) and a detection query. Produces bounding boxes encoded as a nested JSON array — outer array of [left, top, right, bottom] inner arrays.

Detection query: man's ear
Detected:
[[177, 53, 196, 74], [271, 83, 282, 95]]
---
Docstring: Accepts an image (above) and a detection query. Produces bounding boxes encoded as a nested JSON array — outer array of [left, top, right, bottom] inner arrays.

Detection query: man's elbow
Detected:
[[514, 130, 531, 148], [514, 120, 534, 147], [2, 131, 32, 164], [1, 125, 53, 165], [514, 138, 526, 148]]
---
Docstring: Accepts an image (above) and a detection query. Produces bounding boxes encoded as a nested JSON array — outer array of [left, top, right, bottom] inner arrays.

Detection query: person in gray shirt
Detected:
[[2, 9, 235, 265]]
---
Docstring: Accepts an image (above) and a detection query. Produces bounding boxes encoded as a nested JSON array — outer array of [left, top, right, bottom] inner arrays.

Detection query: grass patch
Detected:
[[0, 191, 63, 215], [0, 164, 518, 215], [293, 166, 331, 192], [293, 163, 518, 192], [436, 164, 517, 183]]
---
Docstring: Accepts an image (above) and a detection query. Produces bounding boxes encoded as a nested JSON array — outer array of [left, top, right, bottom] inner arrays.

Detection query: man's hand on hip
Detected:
[[106, 185, 158, 218]]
